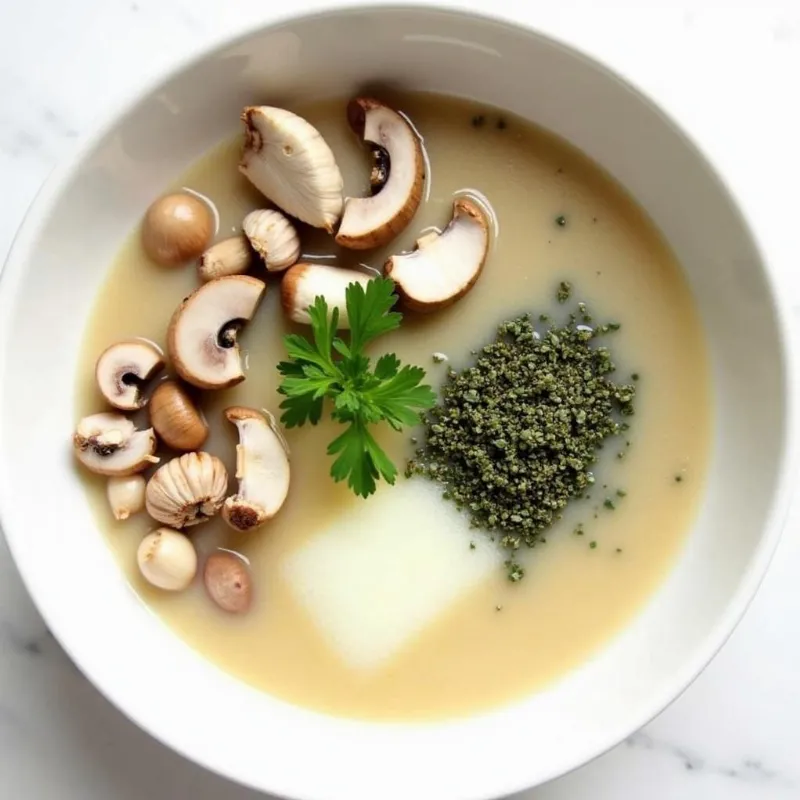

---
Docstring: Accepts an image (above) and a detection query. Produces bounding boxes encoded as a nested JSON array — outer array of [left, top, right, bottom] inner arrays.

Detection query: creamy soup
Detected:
[[74, 92, 712, 721]]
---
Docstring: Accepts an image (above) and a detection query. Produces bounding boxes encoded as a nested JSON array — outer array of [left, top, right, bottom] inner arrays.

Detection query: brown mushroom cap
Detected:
[[384, 197, 490, 312], [149, 380, 209, 451], [141, 192, 213, 267], [167, 275, 266, 390], [95, 339, 165, 411], [335, 98, 425, 251]]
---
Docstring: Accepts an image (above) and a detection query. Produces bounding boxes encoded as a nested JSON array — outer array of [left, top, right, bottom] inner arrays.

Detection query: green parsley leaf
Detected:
[[277, 277, 435, 497]]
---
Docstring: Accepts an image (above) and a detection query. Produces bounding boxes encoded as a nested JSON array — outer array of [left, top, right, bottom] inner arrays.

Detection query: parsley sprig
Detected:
[[277, 277, 435, 498]]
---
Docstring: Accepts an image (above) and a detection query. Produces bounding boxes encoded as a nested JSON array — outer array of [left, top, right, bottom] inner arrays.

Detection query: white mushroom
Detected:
[[167, 275, 266, 390], [239, 106, 343, 232], [222, 407, 290, 532], [385, 197, 490, 312], [281, 263, 371, 329], [106, 475, 146, 520], [336, 98, 424, 250], [95, 339, 164, 411], [73, 413, 159, 476], [145, 451, 229, 529], [198, 236, 254, 282], [137, 528, 197, 591], [243, 209, 300, 272]]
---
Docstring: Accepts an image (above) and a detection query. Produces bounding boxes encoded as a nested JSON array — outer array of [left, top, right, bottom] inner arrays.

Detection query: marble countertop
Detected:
[[1, 1, 800, 797]]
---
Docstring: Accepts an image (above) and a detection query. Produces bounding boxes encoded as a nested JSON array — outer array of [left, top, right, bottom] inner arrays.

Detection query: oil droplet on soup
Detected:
[[74, 92, 712, 721]]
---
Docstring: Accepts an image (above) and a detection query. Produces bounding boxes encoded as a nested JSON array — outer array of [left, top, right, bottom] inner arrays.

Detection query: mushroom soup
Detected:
[[74, 92, 712, 721]]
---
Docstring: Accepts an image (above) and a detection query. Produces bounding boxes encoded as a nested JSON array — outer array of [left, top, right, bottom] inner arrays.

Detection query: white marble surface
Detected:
[[1, 0, 800, 797]]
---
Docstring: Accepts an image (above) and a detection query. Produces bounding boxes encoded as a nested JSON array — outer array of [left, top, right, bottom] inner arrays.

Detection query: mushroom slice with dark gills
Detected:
[[167, 275, 266, 390], [73, 413, 159, 476], [95, 339, 164, 410], [335, 98, 425, 250]]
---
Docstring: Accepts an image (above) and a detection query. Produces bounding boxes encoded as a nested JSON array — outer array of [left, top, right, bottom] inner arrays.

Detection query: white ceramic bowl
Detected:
[[0, 5, 794, 800]]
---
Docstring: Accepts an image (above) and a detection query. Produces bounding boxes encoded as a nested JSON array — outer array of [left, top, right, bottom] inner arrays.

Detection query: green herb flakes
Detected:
[[557, 281, 573, 304], [555, 215, 567, 227], [589, 541, 598, 549], [409, 294, 636, 579]]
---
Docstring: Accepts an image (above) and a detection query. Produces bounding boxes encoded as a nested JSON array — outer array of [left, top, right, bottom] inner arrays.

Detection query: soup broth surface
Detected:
[[75, 92, 712, 721]]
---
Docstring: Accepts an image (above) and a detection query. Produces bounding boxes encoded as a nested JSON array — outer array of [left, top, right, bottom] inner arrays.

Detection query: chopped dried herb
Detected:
[[408, 291, 636, 579], [556, 215, 567, 227]]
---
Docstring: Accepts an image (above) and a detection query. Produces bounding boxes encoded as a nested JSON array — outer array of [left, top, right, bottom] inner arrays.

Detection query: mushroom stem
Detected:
[[281, 263, 371, 329]]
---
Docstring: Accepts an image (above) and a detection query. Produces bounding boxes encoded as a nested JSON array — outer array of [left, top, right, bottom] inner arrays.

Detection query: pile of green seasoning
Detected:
[[407, 289, 636, 580]]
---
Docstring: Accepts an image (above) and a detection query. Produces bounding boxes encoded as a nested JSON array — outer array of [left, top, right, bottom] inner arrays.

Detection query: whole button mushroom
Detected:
[[145, 451, 228, 528], [137, 528, 198, 591], [204, 551, 253, 614], [141, 192, 213, 267], [149, 380, 209, 452]]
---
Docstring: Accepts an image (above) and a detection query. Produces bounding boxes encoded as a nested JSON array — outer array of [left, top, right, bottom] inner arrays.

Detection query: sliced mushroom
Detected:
[[335, 98, 424, 250], [243, 209, 300, 272], [95, 339, 164, 411], [281, 263, 370, 329], [198, 236, 253, 282], [142, 192, 213, 267], [149, 380, 208, 451], [222, 407, 290, 532], [239, 106, 343, 232], [168, 275, 266, 390], [73, 413, 159, 476], [106, 474, 146, 520], [385, 197, 490, 312], [145, 451, 228, 528]]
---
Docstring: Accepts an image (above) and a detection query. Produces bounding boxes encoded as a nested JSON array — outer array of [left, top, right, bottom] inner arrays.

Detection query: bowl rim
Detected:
[[0, 3, 796, 798]]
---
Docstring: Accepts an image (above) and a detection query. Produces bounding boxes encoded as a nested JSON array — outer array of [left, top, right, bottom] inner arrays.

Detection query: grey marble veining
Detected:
[[1, 1, 800, 798]]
